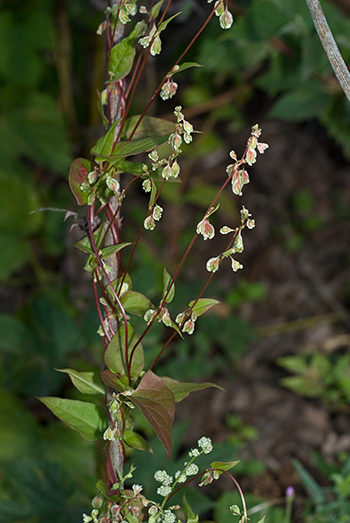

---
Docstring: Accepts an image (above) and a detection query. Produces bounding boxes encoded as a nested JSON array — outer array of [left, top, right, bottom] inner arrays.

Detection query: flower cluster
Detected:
[[144, 306, 172, 327], [207, 0, 234, 29], [160, 76, 178, 101], [175, 310, 197, 335], [139, 24, 162, 56], [144, 203, 163, 230]]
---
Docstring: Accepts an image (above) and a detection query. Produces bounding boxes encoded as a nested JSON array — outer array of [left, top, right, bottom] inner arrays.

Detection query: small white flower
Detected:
[[198, 436, 213, 453]]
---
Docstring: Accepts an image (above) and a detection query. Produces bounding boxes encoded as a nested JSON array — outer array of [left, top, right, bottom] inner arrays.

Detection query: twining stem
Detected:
[[305, 0, 350, 102]]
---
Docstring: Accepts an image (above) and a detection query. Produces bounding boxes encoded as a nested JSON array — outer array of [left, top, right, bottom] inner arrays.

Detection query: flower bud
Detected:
[[206, 256, 220, 273], [144, 215, 155, 230]]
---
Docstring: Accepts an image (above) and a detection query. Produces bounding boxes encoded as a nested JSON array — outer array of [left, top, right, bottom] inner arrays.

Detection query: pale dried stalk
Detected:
[[305, 0, 350, 102]]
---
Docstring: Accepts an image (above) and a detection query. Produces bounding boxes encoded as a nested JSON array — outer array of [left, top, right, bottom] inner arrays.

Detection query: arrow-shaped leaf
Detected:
[[38, 397, 106, 440], [130, 370, 175, 457]]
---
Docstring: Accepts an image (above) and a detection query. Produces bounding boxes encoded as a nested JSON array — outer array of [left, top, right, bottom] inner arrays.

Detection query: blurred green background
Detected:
[[1, 0, 350, 521]]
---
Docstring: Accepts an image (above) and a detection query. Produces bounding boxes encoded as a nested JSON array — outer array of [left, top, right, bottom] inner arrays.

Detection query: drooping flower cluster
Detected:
[[207, 0, 234, 29], [175, 310, 197, 335], [139, 24, 162, 56]]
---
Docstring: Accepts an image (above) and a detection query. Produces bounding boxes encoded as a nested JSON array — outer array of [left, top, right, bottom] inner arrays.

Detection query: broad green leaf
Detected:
[[38, 397, 106, 440], [121, 290, 153, 317], [160, 377, 224, 403], [189, 298, 220, 317], [171, 62, 202, 75], [122, 115, 174, 140], [162, 268, 175, 303], [101, 242, 132, 259], [91, 120, 120, 157], [100, 369, 129, 392], [55, 368, 105, 395], [123, 429, 152, 452], [131, 370, 175, 457], [95, 135, 170, 160], [104, 323, 144, 378], [68, 157, 91, 206], [109, 35, 136, 83]]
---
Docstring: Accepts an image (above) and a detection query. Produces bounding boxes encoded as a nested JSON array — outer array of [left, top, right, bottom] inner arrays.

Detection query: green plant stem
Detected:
[[305, 0, 350, 102]]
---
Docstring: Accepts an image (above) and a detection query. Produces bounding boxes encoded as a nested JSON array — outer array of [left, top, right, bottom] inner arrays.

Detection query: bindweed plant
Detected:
[[37, 2, 269, 523]]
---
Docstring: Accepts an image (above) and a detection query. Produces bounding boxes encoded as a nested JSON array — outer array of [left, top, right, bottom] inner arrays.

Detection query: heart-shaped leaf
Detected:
[[68, 158, 91, 206]]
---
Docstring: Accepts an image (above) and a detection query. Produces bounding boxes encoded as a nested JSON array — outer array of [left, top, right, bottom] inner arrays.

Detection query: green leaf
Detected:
[[115, 159, 147, 175], [123, 429, 152, 452], [151, 0, 164, 18], [160, 376, 225, 403], [171, 62, 203, 75], [100, 369, 129, 392], [94, 135, 170, 160], [211, 460, 240, 474], [68, 158, 91, 206], [183, 494, 198, 523], [104, 323, 144, 378], [74, 224, 104, 255], [91, 120, 121, 157], [158, 13, 181, 33], [269, 81, 330, 121], [55, 368, 105, 395], [122, 115, 174, 140], [121, 290, 153, 317], [131, 370, 175, 457], [109, 34, 136, 83], [101, 242, 132, 259], [162, 268, 175, 303], [38, 397, 106, 440], [189, 298, 220, 317]]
